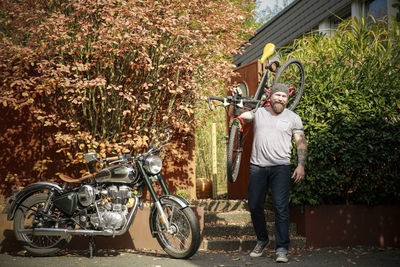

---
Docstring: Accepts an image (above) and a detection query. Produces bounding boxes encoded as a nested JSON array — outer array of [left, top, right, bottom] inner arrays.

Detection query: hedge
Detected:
[[282, 16, 400, 206]]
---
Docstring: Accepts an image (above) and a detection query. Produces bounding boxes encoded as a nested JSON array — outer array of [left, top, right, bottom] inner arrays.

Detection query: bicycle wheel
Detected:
[[226, 121, 243, 183], [273, 58, 305, 111]]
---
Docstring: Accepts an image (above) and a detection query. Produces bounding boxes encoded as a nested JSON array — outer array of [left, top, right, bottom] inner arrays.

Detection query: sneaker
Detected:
[[275, 251, 288, 263], [249, 240, 269, 257]]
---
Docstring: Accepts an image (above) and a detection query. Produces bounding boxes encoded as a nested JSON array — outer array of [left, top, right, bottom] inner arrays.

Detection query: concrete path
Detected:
[[1, 246, 399, 267]]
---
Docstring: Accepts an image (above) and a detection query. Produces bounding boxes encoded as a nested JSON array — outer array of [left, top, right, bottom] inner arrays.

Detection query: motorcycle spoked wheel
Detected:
[[13, 193, 72, 256], [152, 199, 200, 259]]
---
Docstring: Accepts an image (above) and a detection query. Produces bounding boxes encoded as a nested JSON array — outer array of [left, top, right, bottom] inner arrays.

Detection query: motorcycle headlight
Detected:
[[78, 185, 95, 206], [144, 155, 162, 174]]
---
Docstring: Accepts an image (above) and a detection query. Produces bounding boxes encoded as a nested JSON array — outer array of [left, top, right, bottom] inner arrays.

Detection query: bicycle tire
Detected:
[[226, 122, 242, 183], [273, 58, 305, 111]]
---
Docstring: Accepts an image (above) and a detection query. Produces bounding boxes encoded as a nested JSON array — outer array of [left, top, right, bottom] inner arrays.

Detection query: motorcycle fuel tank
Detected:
[[95, 165, 138, 184]]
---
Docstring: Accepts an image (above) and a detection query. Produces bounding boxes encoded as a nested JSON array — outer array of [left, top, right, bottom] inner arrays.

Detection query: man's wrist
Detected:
[[297, 162, 305, 167]]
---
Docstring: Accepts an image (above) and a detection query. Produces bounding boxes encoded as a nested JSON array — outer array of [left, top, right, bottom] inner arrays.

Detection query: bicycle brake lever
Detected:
[[237, 99, 244, 109], [223, 99, 230, 107]]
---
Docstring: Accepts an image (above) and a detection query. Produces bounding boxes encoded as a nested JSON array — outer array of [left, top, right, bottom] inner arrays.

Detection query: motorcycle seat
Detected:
[[59, 173, 94, 183]]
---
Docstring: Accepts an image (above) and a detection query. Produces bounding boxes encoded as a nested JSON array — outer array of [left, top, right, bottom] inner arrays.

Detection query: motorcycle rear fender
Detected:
[[4, 182, 63, 221], [149, 194, 190, 237]]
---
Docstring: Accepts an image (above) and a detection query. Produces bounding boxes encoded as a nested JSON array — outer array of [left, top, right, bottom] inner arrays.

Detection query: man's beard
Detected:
[[270, 100, 286, 114]]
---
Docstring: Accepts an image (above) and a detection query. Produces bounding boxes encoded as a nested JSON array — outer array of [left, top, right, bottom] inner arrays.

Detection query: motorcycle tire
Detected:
[[152, 199, 200, 259], [13, 193, 72, 256]]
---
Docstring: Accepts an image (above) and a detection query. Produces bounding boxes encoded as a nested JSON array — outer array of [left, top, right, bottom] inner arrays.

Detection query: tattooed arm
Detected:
[[292, 132, 308, 183]]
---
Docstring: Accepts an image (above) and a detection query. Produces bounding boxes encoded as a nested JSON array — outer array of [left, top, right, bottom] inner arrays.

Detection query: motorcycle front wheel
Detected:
[[152, 199, 200, 259], [13, 193, 72, 256]]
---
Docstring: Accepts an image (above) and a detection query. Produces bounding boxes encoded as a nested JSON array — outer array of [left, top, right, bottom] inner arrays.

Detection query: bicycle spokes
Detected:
[[274, 59, 305, 111]]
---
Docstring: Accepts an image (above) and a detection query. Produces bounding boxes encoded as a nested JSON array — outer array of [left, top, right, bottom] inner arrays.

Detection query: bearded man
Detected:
[[237, 83, 308, 263]]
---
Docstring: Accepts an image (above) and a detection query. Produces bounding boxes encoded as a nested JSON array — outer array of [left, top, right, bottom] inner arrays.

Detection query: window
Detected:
[[236, 82, 248, 97], [366, 0, 388, 19]]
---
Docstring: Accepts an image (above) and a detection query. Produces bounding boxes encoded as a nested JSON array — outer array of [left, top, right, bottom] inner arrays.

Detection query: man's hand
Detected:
[[292, 164, 305, 183], [232, 86, 242, 96]]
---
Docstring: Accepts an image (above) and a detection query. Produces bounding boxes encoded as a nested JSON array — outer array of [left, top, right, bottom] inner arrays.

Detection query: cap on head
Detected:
[[270, 83, 289, 97]]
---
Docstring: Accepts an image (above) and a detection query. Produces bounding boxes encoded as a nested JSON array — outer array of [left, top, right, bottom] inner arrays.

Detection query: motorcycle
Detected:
[[2, 132, 201, 258]]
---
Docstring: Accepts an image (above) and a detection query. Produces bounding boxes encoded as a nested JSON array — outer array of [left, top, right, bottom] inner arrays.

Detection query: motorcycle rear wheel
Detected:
[[152, 199, 200, 259], [13, 193, 71, 256]]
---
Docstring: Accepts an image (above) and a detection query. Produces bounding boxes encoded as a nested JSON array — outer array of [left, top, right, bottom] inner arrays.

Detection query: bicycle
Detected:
[[207, 43, 305, 183]]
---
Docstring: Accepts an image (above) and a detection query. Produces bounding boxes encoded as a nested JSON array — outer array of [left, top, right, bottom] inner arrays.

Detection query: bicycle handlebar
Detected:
[[207, 96, 225, 111], [207, 95, 260, 111]]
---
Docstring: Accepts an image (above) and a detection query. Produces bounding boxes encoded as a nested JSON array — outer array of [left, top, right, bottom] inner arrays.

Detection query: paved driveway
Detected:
[[1, 247, 399, 267]]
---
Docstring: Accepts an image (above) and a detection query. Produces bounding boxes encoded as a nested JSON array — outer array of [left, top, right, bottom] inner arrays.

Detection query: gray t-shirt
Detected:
[[250, 107, 304, 167]]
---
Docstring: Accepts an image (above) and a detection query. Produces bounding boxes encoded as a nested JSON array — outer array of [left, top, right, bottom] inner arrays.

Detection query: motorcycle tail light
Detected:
[[144, 155, 162, 174]]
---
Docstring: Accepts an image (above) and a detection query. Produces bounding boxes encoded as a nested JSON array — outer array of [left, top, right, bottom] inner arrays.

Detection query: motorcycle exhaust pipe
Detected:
[[18, 227, 124, 236], [18, 197, 140, 237]]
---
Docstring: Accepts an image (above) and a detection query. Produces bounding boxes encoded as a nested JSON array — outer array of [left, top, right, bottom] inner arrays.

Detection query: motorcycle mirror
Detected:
[[164, 130, 170, 140]]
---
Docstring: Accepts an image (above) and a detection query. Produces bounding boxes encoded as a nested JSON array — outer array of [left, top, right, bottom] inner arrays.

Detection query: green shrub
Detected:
[[281, 16, 400, 205]]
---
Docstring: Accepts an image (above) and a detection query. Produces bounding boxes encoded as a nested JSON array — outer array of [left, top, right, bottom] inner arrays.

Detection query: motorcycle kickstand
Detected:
[[88, 236, 97, 258]]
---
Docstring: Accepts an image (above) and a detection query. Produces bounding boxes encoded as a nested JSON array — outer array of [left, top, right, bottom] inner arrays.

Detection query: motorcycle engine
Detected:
[[78, 185, 132, 230]]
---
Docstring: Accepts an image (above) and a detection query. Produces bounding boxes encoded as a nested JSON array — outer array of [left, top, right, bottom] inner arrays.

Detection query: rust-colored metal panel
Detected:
[[293, 205, 400, 248], [227, 60, 261, 199]]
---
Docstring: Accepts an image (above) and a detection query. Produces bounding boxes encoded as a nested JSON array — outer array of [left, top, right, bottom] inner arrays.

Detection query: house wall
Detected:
[[234, 0, 353, 67], [235, 0, 397, 67]]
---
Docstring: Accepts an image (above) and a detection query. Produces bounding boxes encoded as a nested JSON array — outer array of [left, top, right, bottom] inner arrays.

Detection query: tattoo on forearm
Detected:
[[297, 135, 308, 166], [298, 148, 308, 166]]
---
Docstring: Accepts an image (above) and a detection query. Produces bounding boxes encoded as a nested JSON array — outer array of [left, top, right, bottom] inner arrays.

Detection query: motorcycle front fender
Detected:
[[4, 182, 63, 221], [149, 194, 190, 237]]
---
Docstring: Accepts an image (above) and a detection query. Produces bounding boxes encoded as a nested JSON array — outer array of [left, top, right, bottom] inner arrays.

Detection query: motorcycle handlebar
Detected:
[[103, 131, 171, 162], [105, 156, 119, 162]]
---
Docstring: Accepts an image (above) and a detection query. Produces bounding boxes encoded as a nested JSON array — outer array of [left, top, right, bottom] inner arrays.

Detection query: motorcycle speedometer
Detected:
[[144, 155, 162, 174]]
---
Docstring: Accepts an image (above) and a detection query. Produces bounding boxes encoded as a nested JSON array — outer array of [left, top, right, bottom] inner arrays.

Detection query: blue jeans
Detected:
[[248, 164, 291, 253]]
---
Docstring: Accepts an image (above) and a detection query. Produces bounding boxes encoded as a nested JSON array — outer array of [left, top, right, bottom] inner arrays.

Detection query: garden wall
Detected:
[[291, 205, 400, 247]]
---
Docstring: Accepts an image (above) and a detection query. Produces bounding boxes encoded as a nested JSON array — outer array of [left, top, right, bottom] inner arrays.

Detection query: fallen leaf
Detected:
[[346, 258, 356, 265]]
